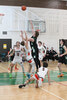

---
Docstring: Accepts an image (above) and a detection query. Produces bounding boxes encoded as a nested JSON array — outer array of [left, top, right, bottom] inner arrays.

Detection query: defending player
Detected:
[[20, 31, 35, 78], [9, 41, 25, 78], [38, 41, 46, 65]]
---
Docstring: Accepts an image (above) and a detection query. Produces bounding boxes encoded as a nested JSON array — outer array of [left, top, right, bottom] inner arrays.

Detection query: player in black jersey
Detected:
[[21, 31, 41, 72], [57, 39, 67, 77], [29, 31, 41, 72]]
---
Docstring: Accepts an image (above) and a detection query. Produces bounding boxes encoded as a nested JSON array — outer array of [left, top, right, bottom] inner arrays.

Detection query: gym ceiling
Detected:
[[0, 0, 67, 10]]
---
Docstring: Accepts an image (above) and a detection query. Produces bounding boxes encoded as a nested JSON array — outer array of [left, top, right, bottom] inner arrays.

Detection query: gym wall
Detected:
[[0, 6, 67, 51]]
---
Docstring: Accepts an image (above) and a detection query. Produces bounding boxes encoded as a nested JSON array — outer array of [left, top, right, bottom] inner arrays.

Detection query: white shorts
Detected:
[[12, 57, 22, 64], [39, 55, 43, 60], [32, 74, 43, 87]]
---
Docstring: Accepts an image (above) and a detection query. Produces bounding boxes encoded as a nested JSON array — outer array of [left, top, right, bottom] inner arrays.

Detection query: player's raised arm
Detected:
[[24, 31, 28, 49], [20, 31, 26, 41], [20, 30, 34, 42]]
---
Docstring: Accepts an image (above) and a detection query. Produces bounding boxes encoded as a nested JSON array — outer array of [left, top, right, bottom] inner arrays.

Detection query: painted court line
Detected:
[[51, 80, 67, 86], [46, 75, 67, 77], [41, 88, 64, 100]]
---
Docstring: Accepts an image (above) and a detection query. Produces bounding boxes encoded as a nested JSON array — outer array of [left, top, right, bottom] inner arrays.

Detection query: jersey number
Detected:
[[17, 53, 19, 56]]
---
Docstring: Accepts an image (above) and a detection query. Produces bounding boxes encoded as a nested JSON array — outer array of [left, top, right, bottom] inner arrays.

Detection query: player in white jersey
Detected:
[[19, 62, 50, 88], [9, 41, 25, 78], [38, 41, 46, 66], [20, 31, 35, 78]]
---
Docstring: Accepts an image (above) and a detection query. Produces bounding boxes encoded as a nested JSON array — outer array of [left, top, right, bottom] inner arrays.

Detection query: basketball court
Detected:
[[0, 61, 67, 100], [0, 0, 67, 100]]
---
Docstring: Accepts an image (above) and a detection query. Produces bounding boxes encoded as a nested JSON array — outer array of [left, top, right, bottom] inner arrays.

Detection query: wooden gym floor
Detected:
[[0, 61, 67, 100]]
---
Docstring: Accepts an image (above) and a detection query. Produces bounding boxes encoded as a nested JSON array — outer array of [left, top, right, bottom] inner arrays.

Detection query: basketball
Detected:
[[21, 6, 26, 11]]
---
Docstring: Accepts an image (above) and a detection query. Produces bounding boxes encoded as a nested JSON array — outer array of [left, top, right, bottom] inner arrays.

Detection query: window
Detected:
[[3, 31, 7, 35]]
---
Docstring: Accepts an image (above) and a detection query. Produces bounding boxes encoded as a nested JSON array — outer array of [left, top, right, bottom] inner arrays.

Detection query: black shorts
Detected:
[[10, 55, 14, 61], [42, 56, 47, 61], [58, 56, 67, 64], [65, 55, 67, 64]]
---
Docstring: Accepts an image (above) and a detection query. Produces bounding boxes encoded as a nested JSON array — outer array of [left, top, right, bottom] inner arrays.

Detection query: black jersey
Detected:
[[30, 36, 40, 69], [59, 45, 67, 64], [9, 49, 15, 61], [30, 36, 38, 58], [59, 45, 65, 55], [9, 49, 13, 55], [30, 36, 38, 51]]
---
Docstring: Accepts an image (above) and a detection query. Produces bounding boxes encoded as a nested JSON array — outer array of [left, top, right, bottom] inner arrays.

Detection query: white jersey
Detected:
[[37, 67, 48, 79], [14, 46, 22, 58], [12, 46, 23, 64], [25, 48, 34, 64], [38, 45, 46, 60], [24, 47, 32, 60]]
